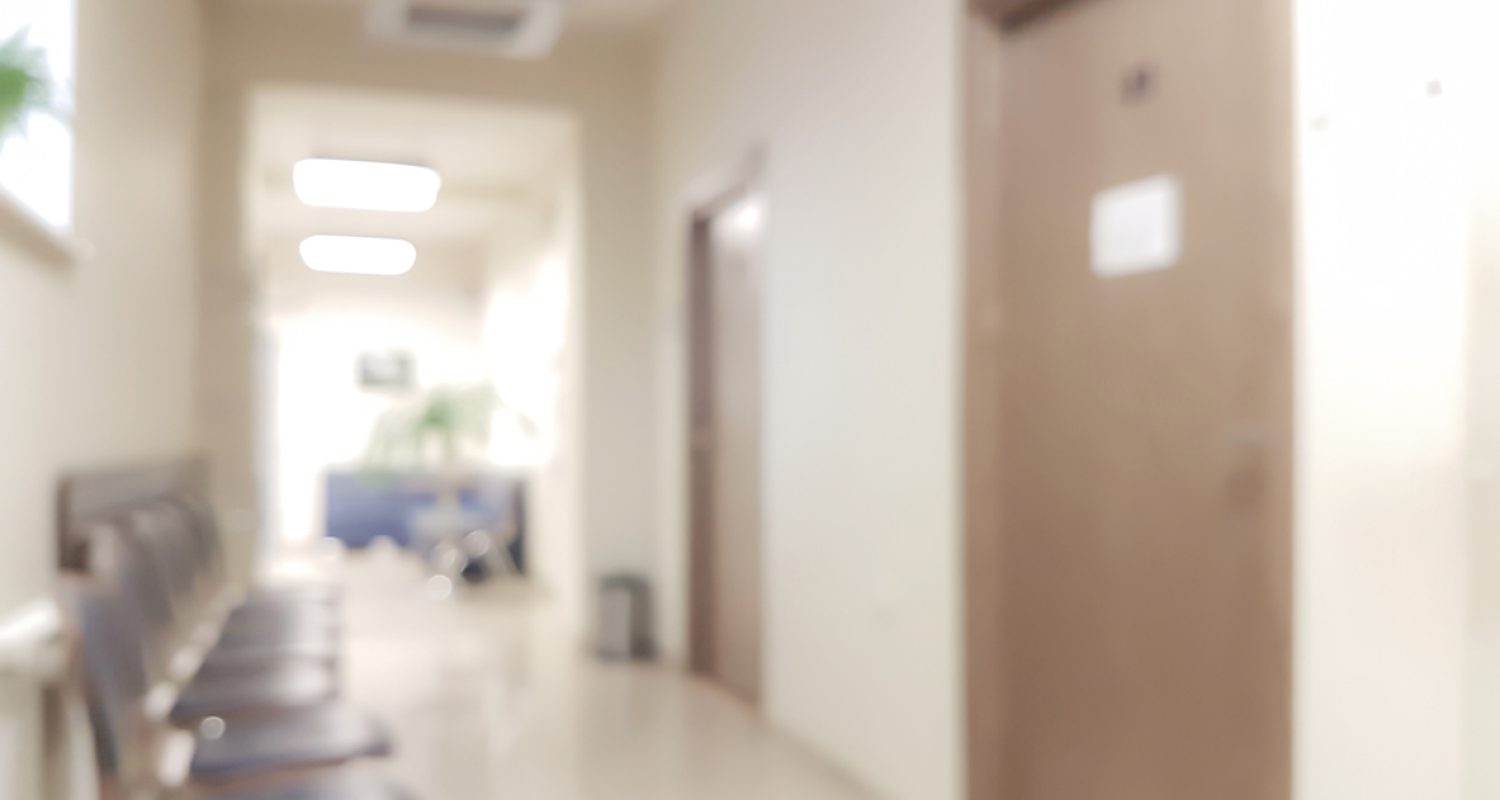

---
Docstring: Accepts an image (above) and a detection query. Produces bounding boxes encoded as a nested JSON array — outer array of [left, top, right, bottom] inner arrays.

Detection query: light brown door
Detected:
[[966, 0, 1294, 797], [688, 191, 765, 706]]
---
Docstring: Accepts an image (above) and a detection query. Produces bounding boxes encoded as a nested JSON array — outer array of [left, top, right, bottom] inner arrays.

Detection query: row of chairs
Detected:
[[60, 491, 415, 799]]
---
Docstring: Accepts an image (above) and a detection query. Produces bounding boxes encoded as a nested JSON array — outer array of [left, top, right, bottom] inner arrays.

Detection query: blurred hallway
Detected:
[[336, 546, 872, 800], [5, 1, 1500, 799]]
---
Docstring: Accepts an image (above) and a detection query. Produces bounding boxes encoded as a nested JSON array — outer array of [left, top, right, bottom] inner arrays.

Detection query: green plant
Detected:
[[364, 383, 536, 475], [0, 29, 53, 138]]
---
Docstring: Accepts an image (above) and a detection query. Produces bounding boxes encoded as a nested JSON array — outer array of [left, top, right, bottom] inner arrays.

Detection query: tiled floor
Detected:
[[335, 547, 874, 800]]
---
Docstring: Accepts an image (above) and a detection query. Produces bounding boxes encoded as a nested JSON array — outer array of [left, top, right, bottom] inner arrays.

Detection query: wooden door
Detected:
[[965, 0, 1295, 797], [688, 190, 765, 706]]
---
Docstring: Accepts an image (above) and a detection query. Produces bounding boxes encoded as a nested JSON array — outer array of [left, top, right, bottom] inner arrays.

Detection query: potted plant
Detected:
[[363, 383, 535, 581], [0, 29, 54, 139], [364, 383, 504, 478]]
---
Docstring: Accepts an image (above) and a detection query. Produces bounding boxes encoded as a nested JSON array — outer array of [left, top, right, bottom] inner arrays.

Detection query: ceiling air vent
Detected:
[[368, 0, 566, 60]]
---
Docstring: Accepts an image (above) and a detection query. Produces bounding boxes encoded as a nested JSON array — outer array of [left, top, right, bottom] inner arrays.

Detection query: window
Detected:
[[0, 0, 75, 233]]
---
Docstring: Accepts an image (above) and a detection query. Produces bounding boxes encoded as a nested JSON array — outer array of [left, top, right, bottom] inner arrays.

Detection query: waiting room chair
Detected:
[[56, 478, 413, 800]]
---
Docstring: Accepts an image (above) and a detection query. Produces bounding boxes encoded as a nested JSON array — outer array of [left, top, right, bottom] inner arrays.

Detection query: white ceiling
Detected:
[[255, 88, 572, 196], [251, 87, 573, 250]]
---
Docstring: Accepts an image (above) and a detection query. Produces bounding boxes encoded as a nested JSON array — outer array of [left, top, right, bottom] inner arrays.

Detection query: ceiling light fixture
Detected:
[[300, 235, 417, 276], [293, 158, 442, 213]]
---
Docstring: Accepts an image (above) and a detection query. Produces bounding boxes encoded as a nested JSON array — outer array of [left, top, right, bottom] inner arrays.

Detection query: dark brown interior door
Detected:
[[971, 0, 1295, 796], [689, 191, 765, 706]]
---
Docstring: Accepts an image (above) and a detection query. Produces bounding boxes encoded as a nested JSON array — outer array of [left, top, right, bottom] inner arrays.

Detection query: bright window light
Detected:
[[0, 1, 78, 233], [293, 158, 442, 213], [300, 235, 417, 276]]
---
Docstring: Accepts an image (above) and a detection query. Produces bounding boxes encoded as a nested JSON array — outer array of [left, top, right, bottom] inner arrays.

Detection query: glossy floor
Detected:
[[336, 548, 874, 800]]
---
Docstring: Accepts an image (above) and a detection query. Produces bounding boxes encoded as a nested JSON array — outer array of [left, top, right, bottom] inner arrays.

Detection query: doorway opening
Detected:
[[245, 85, 588, 632], [686, 163, 767, 707]]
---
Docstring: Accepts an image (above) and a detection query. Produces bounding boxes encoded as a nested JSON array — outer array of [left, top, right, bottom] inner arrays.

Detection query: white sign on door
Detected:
[[1090, 174, 1183, 278]]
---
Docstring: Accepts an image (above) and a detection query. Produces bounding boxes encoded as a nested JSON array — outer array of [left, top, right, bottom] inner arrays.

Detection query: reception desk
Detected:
[[322, 471, 526, 574]]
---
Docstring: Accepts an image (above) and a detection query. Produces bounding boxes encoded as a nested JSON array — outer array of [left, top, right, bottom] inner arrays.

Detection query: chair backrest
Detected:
[[56, 459, 207, 573], [162, 486, 229, 591], [90, 522, 183, 681], [161, 491, 225, 586], [128, 504, 202, 617], [56, 575, 153, 789]]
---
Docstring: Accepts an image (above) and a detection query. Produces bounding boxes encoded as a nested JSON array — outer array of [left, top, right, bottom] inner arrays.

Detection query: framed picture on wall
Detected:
[[0, 0, 77, 236], [358, 350, 416, 391]]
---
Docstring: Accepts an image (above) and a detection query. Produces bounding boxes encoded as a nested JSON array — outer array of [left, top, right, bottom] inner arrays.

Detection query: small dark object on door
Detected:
[[1122, 64, 1157, 104]]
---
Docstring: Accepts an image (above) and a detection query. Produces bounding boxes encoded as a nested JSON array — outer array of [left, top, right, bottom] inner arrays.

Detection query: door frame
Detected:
[[682, 151, 768, 689], [962, 5, 1007, 798]]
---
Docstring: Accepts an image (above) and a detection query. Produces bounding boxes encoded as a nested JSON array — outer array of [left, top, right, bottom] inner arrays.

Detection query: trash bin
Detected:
[[597, 574, 653, 660]]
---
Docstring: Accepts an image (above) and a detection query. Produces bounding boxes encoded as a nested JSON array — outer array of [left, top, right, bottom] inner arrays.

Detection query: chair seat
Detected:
[[207, 632, 341, 672], [190, 705, 393, 782], [245, 583, 342, 608], [208, 770, 413, 800], [227, 601, 341, 632], [172, 661, 338, 723], [197, 643, 339, 679], [215, 612, 341, 657]]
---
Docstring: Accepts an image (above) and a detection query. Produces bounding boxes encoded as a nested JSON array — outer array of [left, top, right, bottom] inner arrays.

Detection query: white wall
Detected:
[[0, 1, 202, 796], [652, 3, 964, 798], [1467, 139, 1500, 800], [1295, 2, 1474, 798], [482, 187, 587, 633], [264, 245, 490, 545], [201, 2, 658, 604], [1462, 4, 1500, 797]]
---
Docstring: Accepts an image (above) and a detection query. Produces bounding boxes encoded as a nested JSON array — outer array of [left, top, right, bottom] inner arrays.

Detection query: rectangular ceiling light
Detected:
[[300, 235, 417, 276], [293, 158, 442, 212]]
